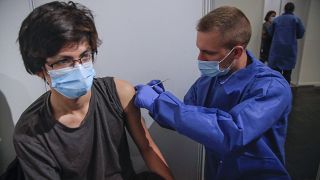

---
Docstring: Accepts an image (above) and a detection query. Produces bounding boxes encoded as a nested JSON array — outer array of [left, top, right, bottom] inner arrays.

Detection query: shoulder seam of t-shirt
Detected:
[[96, 77, 124, 118]]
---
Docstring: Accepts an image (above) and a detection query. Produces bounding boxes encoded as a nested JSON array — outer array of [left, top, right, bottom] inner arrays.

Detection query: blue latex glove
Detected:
[[147, 80, 165, 94], [134, 84, 160, 113]]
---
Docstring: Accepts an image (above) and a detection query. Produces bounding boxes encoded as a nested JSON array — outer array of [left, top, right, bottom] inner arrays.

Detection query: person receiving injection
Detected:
[[134, 6, 292, 180]]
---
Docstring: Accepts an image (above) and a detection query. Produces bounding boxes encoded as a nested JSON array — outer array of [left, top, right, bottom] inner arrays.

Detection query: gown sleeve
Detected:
[[296, 17, 305, 39], [151, 77, 292, 158]]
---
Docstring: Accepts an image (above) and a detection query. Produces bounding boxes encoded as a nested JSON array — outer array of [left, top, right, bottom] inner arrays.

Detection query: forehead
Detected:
[[56, 40, 90, 56], [196, 30, 223, 50]]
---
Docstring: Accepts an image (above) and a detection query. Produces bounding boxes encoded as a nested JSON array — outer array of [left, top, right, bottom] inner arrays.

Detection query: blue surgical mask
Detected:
[[270, 16, 275, 21], [48, 62, 95, 99], [198, 48, 235, 77]]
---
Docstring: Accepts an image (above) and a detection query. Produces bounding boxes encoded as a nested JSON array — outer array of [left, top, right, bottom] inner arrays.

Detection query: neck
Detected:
[[50, 90, 91, 116], [240, 50, 249, 68], [230, 50, 248, 72]]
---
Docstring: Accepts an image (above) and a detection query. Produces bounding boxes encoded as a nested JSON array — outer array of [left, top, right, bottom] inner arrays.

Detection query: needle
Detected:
[[150, 78, 169, 87]]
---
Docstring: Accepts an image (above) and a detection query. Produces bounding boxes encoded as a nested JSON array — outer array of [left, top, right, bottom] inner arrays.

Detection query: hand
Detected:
[[134, 84, 160, 112], [147, 80, 165, 94]]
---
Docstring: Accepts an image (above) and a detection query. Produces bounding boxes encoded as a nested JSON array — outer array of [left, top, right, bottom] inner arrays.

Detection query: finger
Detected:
[[157, 82, 165, 91], [147, 79, 161, 86], [134, 95, 142, 107], [153, 85, 164, 94], [134, 84, 145, 91]]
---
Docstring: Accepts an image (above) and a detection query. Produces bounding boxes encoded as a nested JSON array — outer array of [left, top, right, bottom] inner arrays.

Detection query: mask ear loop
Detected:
[[218, 47, 236, 71], [219, 46, 245, 85], [219, 46, 244, 71]]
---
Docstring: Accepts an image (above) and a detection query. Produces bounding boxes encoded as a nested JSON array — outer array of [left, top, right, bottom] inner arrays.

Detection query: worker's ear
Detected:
[[233, 46, 244, 60]]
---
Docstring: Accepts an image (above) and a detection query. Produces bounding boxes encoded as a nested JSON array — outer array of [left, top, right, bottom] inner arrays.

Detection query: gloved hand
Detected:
[[147, 80, 165, 94], [134, 84, 160, 113]]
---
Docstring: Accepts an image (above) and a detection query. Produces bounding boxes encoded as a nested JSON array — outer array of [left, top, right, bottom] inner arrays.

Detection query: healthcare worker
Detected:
[[134, 6, 292, 180], [268, 2, 305, 84]]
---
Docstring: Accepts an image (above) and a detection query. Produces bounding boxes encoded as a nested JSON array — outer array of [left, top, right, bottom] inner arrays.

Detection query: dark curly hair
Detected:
[[264, 10, 276, 22], [18, 1, 101, 74]]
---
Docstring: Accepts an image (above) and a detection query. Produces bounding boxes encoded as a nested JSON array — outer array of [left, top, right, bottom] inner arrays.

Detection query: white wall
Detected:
[[0, 0, 203, 178], [280, 0, 311, 85], [0, 0, 42, 174], [298, 0, 320, 85], [1, 0, 319, 177], [0, 0, 45, 127], [263, 0, 319, 86], [264, 0, 281, 18], [214, 0, 265, 57]]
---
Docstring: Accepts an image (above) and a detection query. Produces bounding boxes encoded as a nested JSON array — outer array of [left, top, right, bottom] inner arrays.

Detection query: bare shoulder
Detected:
[[114, 78, 135, 110]]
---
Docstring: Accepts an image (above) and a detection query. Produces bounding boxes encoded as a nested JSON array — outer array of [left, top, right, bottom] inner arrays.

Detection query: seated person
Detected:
[[13, 1, 173, 180]]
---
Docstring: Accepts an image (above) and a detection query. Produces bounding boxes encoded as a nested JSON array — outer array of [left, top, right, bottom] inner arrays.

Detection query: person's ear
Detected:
[[35, 69, 45, 79], [233, 46, 244, 60], [36, 68, 49, 83]]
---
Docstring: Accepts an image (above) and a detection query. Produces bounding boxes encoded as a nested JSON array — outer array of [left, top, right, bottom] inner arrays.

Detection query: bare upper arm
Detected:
[[114, 78, 136, 111], [114, 79, 172, 179], [114, 78, 151, 150]]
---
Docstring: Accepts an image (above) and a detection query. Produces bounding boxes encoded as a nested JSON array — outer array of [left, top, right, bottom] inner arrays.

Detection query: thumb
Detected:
[[153, 85, 164, 94], [147, 79, 161, 86], [134, 84, 145, 91]]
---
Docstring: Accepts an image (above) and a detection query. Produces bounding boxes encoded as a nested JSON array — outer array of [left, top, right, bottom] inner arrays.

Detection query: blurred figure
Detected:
[[259, 10, 276, 63], [268, 2, 305, 84]]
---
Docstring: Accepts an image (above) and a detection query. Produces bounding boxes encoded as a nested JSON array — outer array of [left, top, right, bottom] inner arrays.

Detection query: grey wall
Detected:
[[298, 0, 320, 85], [214, 0, 265, 57], [0, 0, 42, 174], [264, 0, 320, 86], [1, 0, 319, 178], [0, 0, 203, 179], [280, 0, 311, 85]]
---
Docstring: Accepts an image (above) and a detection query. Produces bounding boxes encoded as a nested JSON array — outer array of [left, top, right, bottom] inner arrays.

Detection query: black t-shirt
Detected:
[[13, 77, 135, 180]]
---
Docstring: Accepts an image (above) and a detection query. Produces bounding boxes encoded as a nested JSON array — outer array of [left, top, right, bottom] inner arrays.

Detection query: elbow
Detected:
[[205, 132, 244, 157]]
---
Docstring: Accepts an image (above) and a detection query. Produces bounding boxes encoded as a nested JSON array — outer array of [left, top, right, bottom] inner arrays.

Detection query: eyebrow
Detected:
[[54, 49, 91, 59], [201, 50, 218, 55]]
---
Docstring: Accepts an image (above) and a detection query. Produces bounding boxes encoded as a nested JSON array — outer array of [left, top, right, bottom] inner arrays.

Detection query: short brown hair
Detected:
[[18, 1, 101, 74], [197, 6, 251, 49]]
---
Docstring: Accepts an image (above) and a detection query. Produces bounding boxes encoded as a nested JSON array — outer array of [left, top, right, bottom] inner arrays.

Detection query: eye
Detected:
[[81, 52, 92, 62], [201, 50, 216, 56], [205, 52, 215, 56], [50, 58, 73, 68], [56, 58, 72, 65]]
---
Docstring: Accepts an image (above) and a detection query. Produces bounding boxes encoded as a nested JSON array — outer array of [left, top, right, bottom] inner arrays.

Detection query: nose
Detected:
[[73, 59, 83, 67], [198, 52, 207, 61]]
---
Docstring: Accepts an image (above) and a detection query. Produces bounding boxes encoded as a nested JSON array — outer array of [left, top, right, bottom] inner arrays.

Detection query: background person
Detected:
[[268, 2, 305, 84], [135, 6, 292, 180], [259, 10, 276, 63], [13, 1, 173, 180]]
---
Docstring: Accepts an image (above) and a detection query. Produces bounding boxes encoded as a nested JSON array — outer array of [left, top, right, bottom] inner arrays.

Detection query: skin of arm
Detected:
[[115, 78, 174, 180]]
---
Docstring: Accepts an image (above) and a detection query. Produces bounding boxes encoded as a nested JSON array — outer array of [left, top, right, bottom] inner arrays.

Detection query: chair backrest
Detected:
[[0, 157, 25, 180], [316, 162, 320, 180]]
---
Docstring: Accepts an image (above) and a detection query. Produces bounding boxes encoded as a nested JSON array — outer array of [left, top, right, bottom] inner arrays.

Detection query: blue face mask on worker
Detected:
[[48, 62, 95, 99], [198, 47, 236, 77]]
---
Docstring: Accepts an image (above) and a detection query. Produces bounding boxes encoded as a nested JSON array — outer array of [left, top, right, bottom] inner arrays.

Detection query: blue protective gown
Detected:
[[151, 51, 292, 179], [268, 12, 305, 70]]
